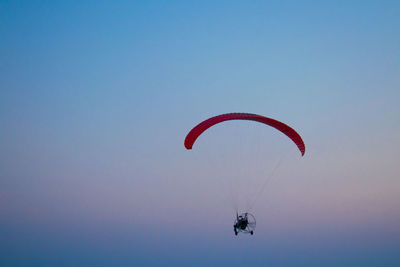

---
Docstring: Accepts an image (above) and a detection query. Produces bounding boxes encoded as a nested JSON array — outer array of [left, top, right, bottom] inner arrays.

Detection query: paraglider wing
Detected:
[[184, 113, 305, 156]]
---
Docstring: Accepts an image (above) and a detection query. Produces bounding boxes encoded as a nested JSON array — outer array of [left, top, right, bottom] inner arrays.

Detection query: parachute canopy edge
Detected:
[[184, 113, 305, 156]]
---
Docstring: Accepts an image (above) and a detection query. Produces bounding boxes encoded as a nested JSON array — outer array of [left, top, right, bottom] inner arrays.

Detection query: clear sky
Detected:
[[1, 1, 399, 266]]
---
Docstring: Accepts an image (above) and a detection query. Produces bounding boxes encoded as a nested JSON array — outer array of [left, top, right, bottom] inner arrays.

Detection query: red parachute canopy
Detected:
[[184, 113, 305, 156]]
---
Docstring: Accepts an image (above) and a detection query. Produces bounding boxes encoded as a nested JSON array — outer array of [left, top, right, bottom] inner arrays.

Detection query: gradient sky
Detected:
[[1, 1, 400, 266]]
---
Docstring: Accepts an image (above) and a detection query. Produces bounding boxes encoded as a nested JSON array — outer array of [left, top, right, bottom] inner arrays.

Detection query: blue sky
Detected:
[[1, 1, 400, 266]]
